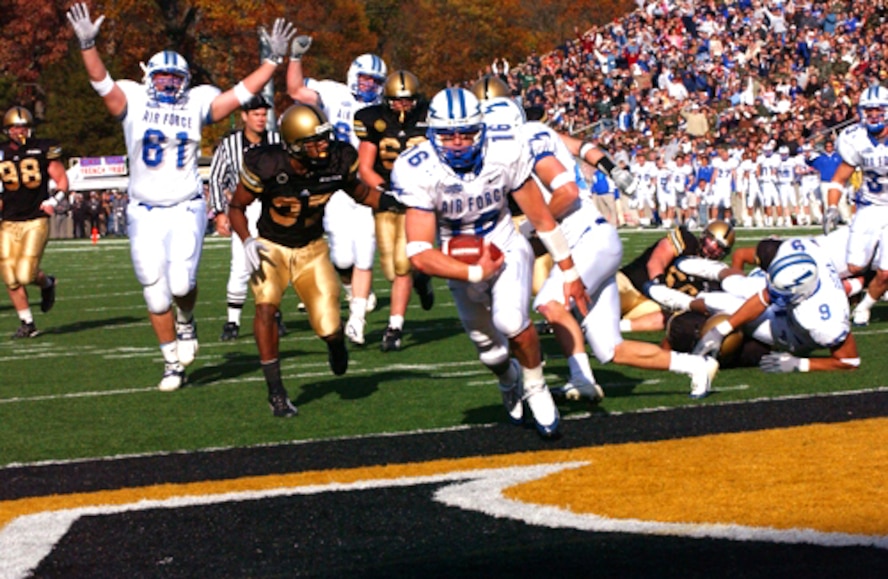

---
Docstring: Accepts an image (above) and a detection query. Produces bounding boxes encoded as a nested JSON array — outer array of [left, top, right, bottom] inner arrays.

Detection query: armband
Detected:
[[579, 141, 597, 160], [90, 72, 115, 97], [548, 171, 573, 192], [405, 241, 433, 258], [798, 358, 811, 372], [714, 320, 734, 336], [537, 227, 571, 262], [839, 357, 861, 368], [233, 81, 255, 106], [467, 265, 483, 284], [595, 154, 616, 176]]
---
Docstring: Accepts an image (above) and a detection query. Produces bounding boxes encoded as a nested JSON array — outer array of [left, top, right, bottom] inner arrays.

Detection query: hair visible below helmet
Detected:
[[858, 85, 888, 134], [348, 54, 387, 104], [143, 50, 191, 104], [427, 87, 486, 173], [481, 96, 526, 128], [3, 106, 33, 144], [767, 245, 820, 307], [470, 75, 510, 103], [754, 238, 782, 270], [279, 103, 334, 166], [701, 220, 736, 260]]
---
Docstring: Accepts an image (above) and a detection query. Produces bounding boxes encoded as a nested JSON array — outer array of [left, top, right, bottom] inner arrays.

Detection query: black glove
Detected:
[[377, 190, 406, 214]]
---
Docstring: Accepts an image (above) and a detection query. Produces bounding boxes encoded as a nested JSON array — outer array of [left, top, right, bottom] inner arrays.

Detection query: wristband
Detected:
[[561, 267, 580, 283], [467, 265, 483, 283], [537, 227, 571, 262], [90, 72, 115, 97], [715, 320, 734, 336], [798, 358, 811, 372], [548, 171, 572, 192], [233, 81, 255, 106]]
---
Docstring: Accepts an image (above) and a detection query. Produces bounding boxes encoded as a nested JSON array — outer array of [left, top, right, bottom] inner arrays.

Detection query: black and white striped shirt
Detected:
[[208, 129, 281, 215]]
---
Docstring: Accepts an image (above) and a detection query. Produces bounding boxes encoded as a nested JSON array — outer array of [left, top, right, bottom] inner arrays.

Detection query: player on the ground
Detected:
[[0, 106, 67, 338], [67, 1, 296, 391]]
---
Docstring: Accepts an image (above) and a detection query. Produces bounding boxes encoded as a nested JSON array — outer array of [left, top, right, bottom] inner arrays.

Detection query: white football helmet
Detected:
[[427, 87, 486, 173], [858, 85, 888, 134], [767, 243, 820, 307], [347, 54, 387, 104], [482, 96, 525, 128], [142, 50, 191, 104]]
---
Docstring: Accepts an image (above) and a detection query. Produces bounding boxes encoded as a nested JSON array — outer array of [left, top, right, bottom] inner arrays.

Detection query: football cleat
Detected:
[[852, 306, 871, 327], [345, 315, 366, 345], [268, 391, 298, 418], [689, 356, 719, 399], [552, 379, 604, 404], [380, 326, 402, 352], [499, 359, 523, 425], [40, 276, 57, 313], [158, 362, 186, 392], [327, 338, 349, 375], [176, 318, 199, 367], [523, 380, 561, 439], [275, 310, 288, 336], [219, 322, 239, 341], [11, 321, 39, 339], [413, 272, 435, 310]]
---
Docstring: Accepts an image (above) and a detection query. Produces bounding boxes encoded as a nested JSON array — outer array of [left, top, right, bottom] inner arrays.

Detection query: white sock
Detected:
[[858, 291, 877, 312], [619, 318, 633, 333], [388, 315, 405, 330], [17, 308, 33, 325], [668, 351, 701, 375], [160, 341, 179, 364], [567, 353, 595, 384], [522, 363, 545, 390], [227, 306, 243, 325], [350, 297, 367, 319]]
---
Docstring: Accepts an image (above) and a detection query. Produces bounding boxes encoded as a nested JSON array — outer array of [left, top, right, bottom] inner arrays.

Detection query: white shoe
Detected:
[[689, 356, 719, 399], [345, 315, 366, 345], [158, 362, 186, 392], [366, 291, 378, 313], [524, 381, 560, 438], [852, 306, 871, 327], [175, 318, 199, 367], [499, 360, 523, 425], [553, 379, 604, 404]]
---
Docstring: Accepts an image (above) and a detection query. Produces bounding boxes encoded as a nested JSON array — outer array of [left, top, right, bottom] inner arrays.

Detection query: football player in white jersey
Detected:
[[654, 156, 677, 228], [825, 85, 888, 326], [709, 146, 737, 223], [775, 146, 800, 225], [483, 101, 720, 401], [393, 88, 589, 438], [797, 144, 821, 225], [667, 153, 694, 225], [67, 2, 296, 391], [287, 43, 383, 333], [694, 237, 859, 372], [736, 147, 761, 227], [756, 142, 780, 226]]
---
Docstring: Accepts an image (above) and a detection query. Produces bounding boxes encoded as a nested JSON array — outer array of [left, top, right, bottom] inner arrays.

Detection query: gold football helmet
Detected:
[[3, 106, 34, 144], [470, 75, 510, 102], [701, 219, 735, 260], [383, 70, 420, 101], [279, 103, 333, 166]]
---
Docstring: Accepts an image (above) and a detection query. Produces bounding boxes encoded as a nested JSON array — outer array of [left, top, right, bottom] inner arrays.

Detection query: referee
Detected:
[[209, 95, 286, 340]]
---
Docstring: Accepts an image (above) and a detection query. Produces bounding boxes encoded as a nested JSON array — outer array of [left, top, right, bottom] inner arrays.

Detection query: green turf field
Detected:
[[1, 228, 884, 466]]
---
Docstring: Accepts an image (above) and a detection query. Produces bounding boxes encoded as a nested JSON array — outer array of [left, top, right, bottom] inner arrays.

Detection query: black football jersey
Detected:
[[620, 226, 701, 292], [664, 258, 722, 296], [353, 100, 429, 182], [241, 141, 359, 248], [0, 138, 62, 221]]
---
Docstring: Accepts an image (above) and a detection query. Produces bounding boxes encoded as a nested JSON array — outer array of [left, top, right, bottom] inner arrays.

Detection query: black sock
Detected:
[[261, 359, 284, 393]]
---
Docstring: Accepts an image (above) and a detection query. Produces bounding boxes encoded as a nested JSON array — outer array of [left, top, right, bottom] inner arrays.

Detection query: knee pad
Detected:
[[494, 308, 528, 340], [168, 268, 193, 299], [143, 280, 173, 314], [469, 329, 510, 370]]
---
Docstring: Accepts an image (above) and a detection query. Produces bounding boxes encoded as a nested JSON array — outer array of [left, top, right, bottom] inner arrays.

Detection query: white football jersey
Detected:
[[757, 153, 780, 182], [836, 123, 888, 206], [711, 155, 737, 186], [667, 161, 693, 193], [118, 80, 219, 206], [775, 155, 799, 185], [306, 79, 374, 148], [736, 158, 758, 189], [392, 130, 533, 251]]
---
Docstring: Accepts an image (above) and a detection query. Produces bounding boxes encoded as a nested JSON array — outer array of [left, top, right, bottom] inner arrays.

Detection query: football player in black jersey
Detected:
[[0, 106, 68, 338], [228, 103, 400, 417], [353, 70, 433, 351]]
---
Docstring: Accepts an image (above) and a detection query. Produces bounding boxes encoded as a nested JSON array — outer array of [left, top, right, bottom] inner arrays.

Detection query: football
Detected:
[[443, 235, 503, 264]]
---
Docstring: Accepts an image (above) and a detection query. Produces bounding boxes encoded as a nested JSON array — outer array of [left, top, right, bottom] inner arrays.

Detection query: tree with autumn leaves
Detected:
[[0, 0, 631, 157]]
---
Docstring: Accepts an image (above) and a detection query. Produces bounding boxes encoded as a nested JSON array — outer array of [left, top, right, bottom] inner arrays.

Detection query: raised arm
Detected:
[[67, 2, 127, 118]]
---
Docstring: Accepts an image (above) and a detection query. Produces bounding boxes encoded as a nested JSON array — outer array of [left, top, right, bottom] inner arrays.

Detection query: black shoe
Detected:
[[40, 276, 56, 313], [12, 321, 39, 339], [413, 272, 435, 310], [327, 338, 349, 375], [220, 322, 239, 341], [268, 391, 298, 418], [275, 310, 287, 336], [380, 326, 402, 352]]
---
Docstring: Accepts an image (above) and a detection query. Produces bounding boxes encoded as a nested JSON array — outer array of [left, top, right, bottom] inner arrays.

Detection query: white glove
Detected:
[[611, 167, 635, 195], [759, 352, 804, 373], [66, 2, 106, 50], [823, 206, 840, 235], [290, 35, 313, 59], [259, 19, 297, 65], [692, 326, 726, 357], [243, 237, 267, 274]]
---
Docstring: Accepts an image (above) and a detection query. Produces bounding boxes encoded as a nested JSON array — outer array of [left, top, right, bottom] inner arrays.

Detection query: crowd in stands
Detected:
[[475, 0, 888, 228]]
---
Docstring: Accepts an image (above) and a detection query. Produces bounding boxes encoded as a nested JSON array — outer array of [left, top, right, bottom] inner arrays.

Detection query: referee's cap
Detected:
[[242, 95, 272, 111]]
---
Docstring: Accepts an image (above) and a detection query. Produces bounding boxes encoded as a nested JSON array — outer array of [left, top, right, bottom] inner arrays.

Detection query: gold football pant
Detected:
[[0, 217, 49, 289], [616, 270, 663, 320], [374, 211, 412, 282]]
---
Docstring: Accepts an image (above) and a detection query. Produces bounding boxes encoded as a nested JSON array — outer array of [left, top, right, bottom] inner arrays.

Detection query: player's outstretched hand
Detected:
[[67, 2, 106, 50], [260, 19, 297, 64]]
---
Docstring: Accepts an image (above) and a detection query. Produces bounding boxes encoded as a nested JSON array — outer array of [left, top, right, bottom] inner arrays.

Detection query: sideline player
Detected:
[[394, 88, 590, 438], [353, 70, 434, 351], [287, 40, 383, 325], [0, 106, 67, 338], [67, 2, 296, 390], [208, 95, 287, 341], [228, 103, 400, 417]]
